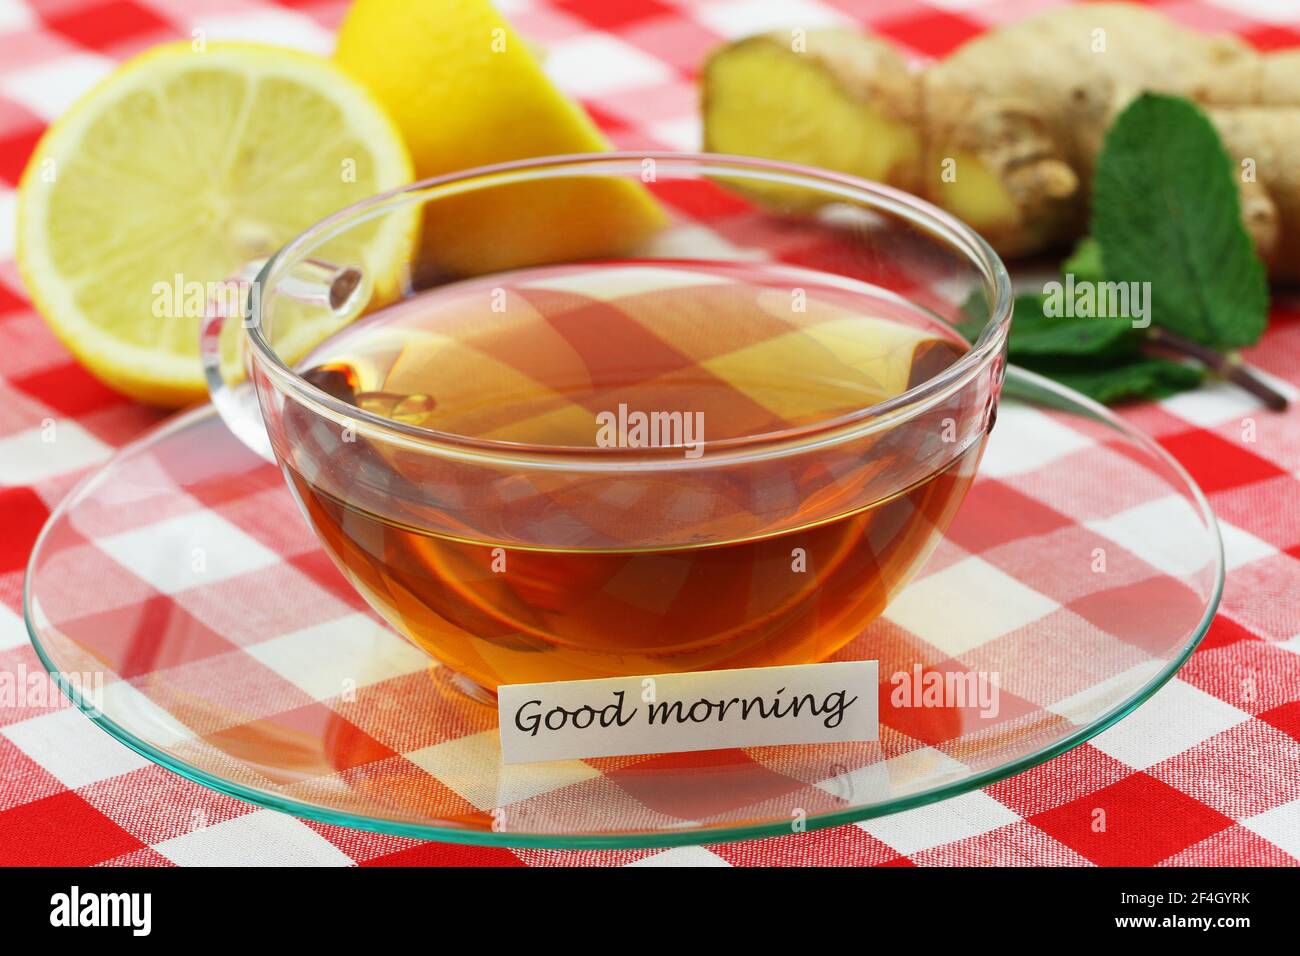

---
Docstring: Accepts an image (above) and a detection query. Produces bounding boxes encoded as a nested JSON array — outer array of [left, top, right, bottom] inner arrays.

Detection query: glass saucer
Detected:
[[24, 367, 1222, 849]]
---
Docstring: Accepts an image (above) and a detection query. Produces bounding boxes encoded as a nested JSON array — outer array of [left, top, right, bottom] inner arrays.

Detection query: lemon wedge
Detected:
[[335, 0, 665, 276], [17, 41, 414, 407]]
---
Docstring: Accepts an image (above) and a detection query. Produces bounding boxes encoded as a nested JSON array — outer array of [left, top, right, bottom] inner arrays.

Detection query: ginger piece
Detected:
[[1209, 108, 1298, 276], [703, 3, 1296, 277], [703, 31, 921, 205]]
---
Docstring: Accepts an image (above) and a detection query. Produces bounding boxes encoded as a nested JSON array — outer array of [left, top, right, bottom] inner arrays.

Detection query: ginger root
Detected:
[[703, 4, 1300, 278]]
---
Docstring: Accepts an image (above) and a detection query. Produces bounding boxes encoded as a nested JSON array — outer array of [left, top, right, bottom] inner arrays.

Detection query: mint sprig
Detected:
[[963, 94, 1282, 408], [958, 293, 1203, 404]]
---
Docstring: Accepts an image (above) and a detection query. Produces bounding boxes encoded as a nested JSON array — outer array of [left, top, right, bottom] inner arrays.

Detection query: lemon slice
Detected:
[[17, 42, 415, 407], [335, 0, 665, 276]]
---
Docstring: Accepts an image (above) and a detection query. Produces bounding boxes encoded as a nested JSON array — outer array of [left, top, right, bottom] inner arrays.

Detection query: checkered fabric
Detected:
[[2, 0, 1299, 867]]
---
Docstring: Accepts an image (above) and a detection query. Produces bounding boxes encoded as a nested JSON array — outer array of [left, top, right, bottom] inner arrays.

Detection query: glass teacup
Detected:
[[203, 153, 1012, 692]]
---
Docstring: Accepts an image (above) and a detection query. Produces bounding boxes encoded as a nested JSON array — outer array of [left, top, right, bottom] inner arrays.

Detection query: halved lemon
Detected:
[[17, 42, 415, 407]]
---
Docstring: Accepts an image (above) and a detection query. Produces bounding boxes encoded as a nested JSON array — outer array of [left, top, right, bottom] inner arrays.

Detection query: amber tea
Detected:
[[285, 261, 979, 690]]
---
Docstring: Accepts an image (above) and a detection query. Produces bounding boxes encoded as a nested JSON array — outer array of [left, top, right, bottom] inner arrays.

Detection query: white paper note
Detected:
[[497, 661, 879, 764]]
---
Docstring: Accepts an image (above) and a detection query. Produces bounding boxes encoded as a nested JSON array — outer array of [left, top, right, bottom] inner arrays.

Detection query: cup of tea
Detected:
[[202, 153, 1011, 693]]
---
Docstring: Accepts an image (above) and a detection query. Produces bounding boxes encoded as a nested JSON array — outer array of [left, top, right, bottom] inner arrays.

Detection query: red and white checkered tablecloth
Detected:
[[1, 0, 1299, 868]]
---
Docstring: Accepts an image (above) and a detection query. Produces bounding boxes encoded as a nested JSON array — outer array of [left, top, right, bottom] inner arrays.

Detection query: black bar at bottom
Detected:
[[0, 864, 1287, 939]]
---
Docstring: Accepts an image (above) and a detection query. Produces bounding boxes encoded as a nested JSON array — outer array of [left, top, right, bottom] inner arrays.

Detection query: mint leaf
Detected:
[[1063, 237, 1105, 284], [1091, 93, 1267, 348], [1023, 355, 1203, 405], [959, 293, 1135, 357], [1005, 293, 1136, 357]]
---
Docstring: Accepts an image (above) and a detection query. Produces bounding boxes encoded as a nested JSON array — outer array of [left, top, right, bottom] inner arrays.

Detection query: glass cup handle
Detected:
[[199, 258, 365, 462]]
